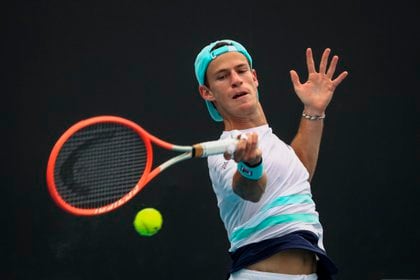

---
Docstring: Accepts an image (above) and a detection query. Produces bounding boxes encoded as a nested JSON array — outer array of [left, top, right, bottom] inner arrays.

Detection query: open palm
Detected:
[[290, 48, 348, 115]]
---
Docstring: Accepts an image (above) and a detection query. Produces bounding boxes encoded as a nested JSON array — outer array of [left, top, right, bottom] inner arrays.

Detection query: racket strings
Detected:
[[54, 123, 148, 209]]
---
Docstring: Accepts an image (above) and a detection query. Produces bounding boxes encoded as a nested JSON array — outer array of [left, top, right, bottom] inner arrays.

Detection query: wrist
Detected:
[[303, 106, 325, 117], [237, 159, 263, 180], [302, 111, 325, 121]]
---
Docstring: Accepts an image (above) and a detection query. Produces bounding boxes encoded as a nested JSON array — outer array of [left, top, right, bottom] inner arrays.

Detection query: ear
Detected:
[[198, 85, 216, 101], [252, 69, 259, 87]]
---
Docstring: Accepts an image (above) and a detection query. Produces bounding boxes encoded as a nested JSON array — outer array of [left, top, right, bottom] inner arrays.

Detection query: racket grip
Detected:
[[193, 138, 238, 157]]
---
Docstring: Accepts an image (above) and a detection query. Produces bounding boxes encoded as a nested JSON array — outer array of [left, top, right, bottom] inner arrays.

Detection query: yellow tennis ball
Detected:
[[133, 208, 163, 236]]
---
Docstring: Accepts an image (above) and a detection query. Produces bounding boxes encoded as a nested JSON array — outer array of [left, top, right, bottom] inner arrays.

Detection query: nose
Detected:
[[230, 70, 243, 87]]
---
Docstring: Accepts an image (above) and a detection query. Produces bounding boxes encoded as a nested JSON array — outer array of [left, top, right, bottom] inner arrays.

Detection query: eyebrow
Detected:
[[213, 63, 249, 75]]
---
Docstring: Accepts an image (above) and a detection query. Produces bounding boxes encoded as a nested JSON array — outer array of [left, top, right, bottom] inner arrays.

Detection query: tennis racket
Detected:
[[46, 115, 237, 216]]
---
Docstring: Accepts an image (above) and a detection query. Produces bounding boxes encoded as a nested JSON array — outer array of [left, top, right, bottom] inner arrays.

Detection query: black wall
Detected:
[[6, 1, 419, 279]]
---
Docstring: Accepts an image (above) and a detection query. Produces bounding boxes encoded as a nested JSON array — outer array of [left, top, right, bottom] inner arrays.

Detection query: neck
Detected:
[[222, 103, 268, 131]]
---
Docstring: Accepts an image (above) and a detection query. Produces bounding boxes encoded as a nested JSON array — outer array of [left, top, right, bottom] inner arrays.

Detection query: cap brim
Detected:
[[205, 101, 223, 122]]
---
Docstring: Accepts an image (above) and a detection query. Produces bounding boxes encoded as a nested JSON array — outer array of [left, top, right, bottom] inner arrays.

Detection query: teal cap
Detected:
[[194, 39, 253, 122]]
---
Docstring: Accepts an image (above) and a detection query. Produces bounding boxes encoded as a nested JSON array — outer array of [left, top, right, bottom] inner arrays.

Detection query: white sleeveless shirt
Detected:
[[207, 125, 325, 252]]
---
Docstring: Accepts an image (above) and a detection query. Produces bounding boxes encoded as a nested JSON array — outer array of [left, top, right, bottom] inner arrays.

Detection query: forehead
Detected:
[[207, 52, 249, 74]]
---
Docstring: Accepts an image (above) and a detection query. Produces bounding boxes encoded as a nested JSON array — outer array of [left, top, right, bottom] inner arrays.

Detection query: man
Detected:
[[194, 39, 348, 280]]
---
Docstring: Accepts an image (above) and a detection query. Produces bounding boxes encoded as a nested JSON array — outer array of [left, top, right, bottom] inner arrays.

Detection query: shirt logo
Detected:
[[221, 161, 229, 169]]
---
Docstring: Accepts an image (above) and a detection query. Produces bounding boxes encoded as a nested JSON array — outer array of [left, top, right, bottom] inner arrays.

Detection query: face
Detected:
[[199, 52, 259, 121]]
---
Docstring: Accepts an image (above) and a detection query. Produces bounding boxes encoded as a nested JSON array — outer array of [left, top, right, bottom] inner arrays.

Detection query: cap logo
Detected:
[[210, 45, 238, 59]]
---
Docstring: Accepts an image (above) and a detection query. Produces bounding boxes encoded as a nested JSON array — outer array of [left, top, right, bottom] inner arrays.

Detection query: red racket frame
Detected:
[[46, 116, 184, 216]]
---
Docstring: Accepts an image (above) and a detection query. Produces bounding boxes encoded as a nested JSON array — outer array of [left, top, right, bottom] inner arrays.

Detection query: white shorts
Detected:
[[229, 269, 318, 280]]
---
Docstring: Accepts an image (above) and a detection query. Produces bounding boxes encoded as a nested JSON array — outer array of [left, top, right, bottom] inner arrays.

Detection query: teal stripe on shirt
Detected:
[[229, 213, 319, 244], [261, 194, 314, 212]]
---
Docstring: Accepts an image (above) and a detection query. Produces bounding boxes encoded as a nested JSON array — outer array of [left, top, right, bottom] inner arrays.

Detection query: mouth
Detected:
[[232, 92, 248, 99]]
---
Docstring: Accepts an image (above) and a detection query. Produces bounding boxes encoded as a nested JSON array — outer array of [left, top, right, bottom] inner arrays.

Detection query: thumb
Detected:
[[289, 70, 301, 88], [224, 151, 232, 161]]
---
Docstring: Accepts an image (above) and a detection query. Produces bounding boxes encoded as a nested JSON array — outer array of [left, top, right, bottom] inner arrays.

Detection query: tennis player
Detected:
[[194, 39, 348, 280]]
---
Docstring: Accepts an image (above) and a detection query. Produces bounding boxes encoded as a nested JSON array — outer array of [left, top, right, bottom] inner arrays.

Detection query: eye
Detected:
[[216, 74, 227, 80], [237, 67, 249, 74]]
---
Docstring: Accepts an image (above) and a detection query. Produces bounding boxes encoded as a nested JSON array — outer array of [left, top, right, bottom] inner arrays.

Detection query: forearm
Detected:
[[288, 47, 347, 181], [232, 171, 267, 202], [290, 113, 324, 182]]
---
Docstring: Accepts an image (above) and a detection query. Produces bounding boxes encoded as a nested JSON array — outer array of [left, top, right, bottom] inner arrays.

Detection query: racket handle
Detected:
[[193, 138, 238, 157]]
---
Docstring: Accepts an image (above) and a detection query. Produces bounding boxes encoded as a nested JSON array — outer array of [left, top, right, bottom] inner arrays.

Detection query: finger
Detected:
[[250, 133, 259, 151], [245, 134, 260, 164], [245, 134, 258, 155], [239, 134, 248, 141], [306, 48, 316, 74], [326, 55, 338, 78], [319, 48, 331, 74], [233, 137, 247, 162], [289, 70, 301, 88], [332, 71, 349, 87]]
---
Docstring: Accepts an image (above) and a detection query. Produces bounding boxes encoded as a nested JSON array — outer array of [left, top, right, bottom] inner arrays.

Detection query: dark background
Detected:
[[5, 0, 419, 279]]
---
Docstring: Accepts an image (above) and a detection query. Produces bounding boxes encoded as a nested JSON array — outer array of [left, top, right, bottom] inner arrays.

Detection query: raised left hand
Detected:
[[290, 48, 348, 115]]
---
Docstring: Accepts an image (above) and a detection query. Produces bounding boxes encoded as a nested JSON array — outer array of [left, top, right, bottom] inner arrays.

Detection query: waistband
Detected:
[[229, 231, 337, 279], [230, 269, 318, 280]]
